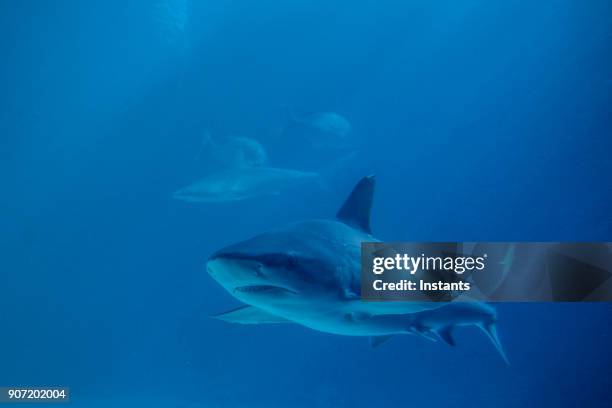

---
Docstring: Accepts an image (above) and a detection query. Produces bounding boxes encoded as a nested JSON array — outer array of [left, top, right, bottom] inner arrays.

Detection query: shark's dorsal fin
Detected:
[[337, 175, 375, 234]]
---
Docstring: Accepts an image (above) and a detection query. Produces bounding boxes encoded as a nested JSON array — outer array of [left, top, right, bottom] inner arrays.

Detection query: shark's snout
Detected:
[[207, 251, 300, 301], [207, 255, 248, 277], [207, 254, 264, 288]]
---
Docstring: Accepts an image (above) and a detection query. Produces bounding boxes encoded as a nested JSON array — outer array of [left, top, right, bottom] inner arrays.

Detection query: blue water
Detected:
[[1, 1, 611, 407]]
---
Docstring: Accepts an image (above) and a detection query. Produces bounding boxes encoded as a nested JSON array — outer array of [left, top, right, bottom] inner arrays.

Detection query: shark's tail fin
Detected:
[[415, 303, 509, 364], [478, 322, 510, 365]]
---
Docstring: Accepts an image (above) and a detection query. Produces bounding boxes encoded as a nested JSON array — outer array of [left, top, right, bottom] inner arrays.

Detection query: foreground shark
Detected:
[[207, 176, 508, 362]]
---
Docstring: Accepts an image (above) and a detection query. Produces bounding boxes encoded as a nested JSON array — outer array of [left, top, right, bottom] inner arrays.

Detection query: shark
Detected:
[[173, 167, 320, 203], [285, 109, 353, 150], [196, 132, 269, 169], [206, 175, 509, 363]]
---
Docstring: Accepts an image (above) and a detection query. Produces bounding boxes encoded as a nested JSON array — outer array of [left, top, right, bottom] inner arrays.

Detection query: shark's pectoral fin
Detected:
[[212, 305, 291, 325], [370, 335, 394, 348], [337, 175, 375, 234], [438, 326, 456, 346]]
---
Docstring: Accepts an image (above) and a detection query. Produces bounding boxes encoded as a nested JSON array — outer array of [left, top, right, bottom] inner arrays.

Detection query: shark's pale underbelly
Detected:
[[263, 298, 442, 337], [286, 310, 408, 337]]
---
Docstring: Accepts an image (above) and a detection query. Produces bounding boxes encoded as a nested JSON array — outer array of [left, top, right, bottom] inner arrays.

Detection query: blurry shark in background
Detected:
[[196, 132, 269, 169], [206, 176, 509, 363], [153, 0, 190, 48], [175, 150, 356, 203], [285, 109, 352, 149], [173, 166, 320, 202]]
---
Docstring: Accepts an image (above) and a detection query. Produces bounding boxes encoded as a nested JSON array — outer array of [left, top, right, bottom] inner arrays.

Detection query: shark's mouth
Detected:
[[234, 285, 298, 295]]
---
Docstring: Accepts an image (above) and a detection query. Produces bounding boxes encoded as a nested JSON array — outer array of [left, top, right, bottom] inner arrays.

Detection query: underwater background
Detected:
[[1, 0, 612, 407]]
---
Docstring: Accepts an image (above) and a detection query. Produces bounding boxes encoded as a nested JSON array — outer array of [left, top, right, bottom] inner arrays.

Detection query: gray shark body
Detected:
[[207, 176, 508, 362], [299, 111, 351, 138], [197, 132, 268, 169], [286, 110, 352, 150], [173, 167, 319, 203]]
